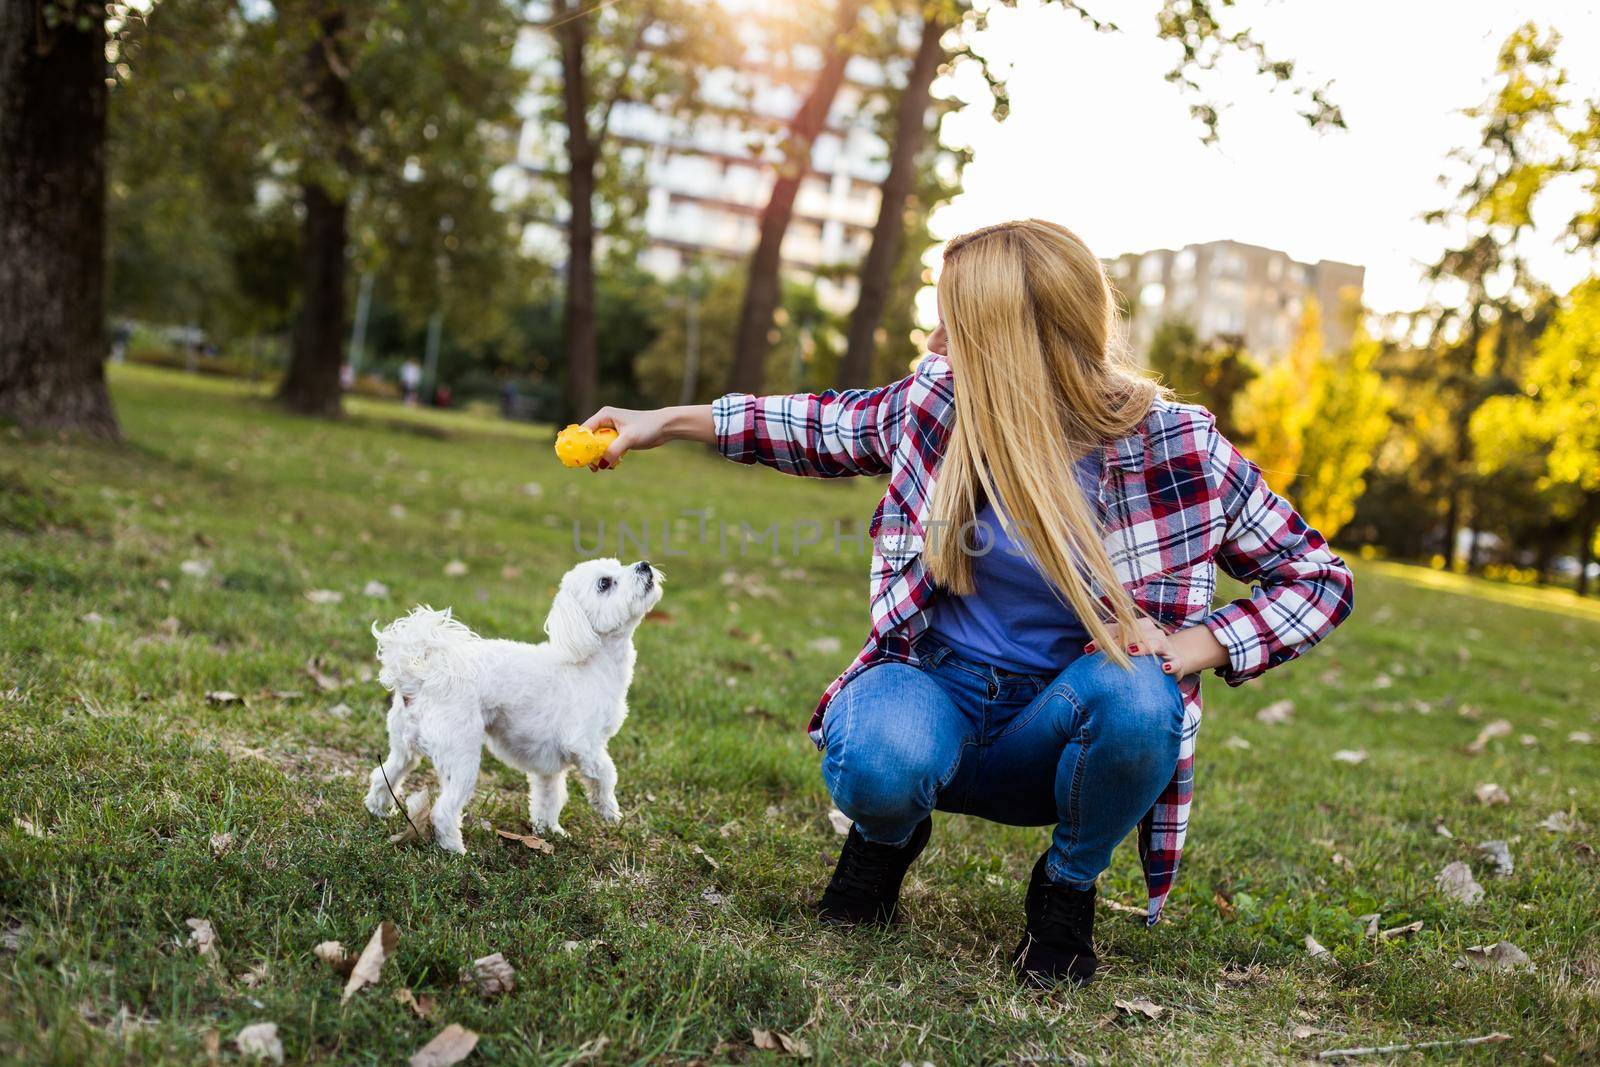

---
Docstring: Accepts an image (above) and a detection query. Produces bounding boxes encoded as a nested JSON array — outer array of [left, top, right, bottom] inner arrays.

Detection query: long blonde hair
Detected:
[[926, 219, 1161, 670]]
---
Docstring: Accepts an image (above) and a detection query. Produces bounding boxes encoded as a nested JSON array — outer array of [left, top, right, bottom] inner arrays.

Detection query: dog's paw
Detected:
[[532, 821, 568, 838], [435, 836, 467, 855], [364, 789, 396, 818], [596, 806, 622, 826]]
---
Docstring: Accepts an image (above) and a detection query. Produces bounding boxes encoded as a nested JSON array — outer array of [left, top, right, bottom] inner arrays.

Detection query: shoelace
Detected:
[[832, 837, 900, 897], [1033, 884, 1094, 942]]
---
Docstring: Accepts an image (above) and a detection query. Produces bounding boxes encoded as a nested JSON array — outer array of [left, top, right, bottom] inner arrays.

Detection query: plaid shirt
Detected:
[[712, 355, 1354, 924]]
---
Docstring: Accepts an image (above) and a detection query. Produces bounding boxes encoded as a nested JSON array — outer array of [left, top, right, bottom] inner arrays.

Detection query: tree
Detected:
[[0, 0, 120, 438], [1144, 318, 1257, 441], [725, 0, 867, 396], [1420, 22, 1567, 566], [1237, 300, 1390, 541], [1473, 280, 1600, 594]]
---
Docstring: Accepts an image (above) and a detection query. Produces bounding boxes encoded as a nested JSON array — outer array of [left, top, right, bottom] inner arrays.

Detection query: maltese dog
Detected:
[[364, 558, 663, 852]]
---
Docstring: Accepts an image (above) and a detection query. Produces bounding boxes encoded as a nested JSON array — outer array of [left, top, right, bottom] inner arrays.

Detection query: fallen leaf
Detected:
[[1378, 920, 1424, 941], [236, 962, 269, 988], [500, 564, 521, 581], [342, 921, 398, 1003], [751, 1029, 811, 1057], [1213, 891, 1236, 920], [1435, 861, 1485, 905], [521, 482, 543, 498], [186, 918, 219, 956], [363, 580, 390, 598], [1459, 941, 1533, 973], [1291, 1024, 1331, 1040], [570, 1036, 610, 1063], [389, 791, 434, 845], [1473, 782, 1509, 807], [464, 952, 516, 996], [1372, 672, 1393, 689], [1434, 820, 1455, 840], [305, 658, 342, 692], [443, 560, 469, 577], [1331, 749, 1368, 765], [1114, 997, 1165, 1019], [691, 844, 721, 870], [1330, 852, 1356, 873], [234, 1022, 283, 1064], [807, 636, 842, 655], [2, 921, 25, 952], [394, 988, 436, 1019], [1359, 912, 1381, 938], [180, 559, 212, 579], [81, 611, 107, 626], [1570, 730, 1594, 745], [13, 817, 44, 839], [327, 702, 353, 719], [826, 809, 852, 835], [304, 589, 343, 605], [1519, 733, 1539, 747], [1538, 811, 1575, 833], [1477, 839, 1513, 878], [1222, 735, 1251, 751], [409, 1023, 479, 1067], [1465, 719, 1512, 755], [313, 941, 353, 975], [701, 886, 727, 906], [1304, 934, 1336, 966], [495, 828, 554, 854], [209, 832, 234, 856], [1255, 699, 1294, 725], [205, 691, 240, 706]]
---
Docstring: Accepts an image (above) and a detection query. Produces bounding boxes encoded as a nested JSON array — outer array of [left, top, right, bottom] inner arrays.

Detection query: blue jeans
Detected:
[[821, 637, 1185, 888]]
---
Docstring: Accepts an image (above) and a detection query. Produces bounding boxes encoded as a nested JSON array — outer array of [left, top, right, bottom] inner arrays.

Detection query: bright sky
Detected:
[[931, 0, 1600, 315]]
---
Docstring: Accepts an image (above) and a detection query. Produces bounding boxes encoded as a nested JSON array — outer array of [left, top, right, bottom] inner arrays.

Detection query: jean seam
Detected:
[[820, 678, 855, 798], [1055, 722, 1091, 881]]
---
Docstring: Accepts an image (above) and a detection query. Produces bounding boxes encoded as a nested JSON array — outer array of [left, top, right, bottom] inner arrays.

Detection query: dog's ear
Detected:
[[544, 588, 602, 661]]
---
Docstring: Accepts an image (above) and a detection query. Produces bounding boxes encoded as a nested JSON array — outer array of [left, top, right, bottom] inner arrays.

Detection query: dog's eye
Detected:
[[596, 577, 614, 593]]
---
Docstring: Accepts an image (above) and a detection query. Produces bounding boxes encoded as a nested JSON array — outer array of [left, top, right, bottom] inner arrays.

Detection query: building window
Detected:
[[1139, 282, 1166, 309], [1173, 249, 1196, 279]]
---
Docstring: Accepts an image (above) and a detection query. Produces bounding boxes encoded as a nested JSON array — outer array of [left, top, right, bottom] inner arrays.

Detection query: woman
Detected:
[[582, 220, 1353, 987]]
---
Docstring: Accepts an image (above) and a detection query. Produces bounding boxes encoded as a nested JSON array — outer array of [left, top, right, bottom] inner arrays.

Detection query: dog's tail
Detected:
[[372, 606, 481, 700]]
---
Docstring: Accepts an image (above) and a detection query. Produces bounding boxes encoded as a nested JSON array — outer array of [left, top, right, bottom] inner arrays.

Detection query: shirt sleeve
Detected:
[[711, 372, 919, 478], [1198, 419, 1355, 684]]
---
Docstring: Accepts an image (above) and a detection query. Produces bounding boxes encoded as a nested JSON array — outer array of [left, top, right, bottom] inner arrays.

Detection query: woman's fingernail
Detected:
[[1129, 644, 1140, 653], [1084, 643, 1096, 653], [1162, 663, 1172, 673]]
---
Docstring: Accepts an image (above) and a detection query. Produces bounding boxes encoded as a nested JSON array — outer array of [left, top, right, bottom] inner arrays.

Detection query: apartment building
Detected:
[[1105, 239, 1365, 361]]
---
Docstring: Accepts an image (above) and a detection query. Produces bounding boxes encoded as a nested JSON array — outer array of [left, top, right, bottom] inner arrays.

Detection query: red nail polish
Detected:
[[1129, 644, 1140, 653], [1162, 663, 1172, 673]]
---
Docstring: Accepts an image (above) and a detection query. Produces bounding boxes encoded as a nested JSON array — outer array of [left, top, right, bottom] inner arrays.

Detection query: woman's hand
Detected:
[[581, 404, 713, 470], [1085, 618, 1228, 679]]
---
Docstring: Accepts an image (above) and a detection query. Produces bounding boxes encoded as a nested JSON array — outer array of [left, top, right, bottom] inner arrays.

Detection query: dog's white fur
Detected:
[[363, 558, 663, 852]]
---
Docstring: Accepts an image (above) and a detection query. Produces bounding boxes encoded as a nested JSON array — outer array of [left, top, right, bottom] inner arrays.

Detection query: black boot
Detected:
[[1013, 852, 1098, 987], [815, 816, 932, 925]]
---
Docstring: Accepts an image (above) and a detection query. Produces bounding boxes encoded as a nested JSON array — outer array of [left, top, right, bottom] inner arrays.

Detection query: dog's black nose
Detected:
[[634, 560, 652, 573]]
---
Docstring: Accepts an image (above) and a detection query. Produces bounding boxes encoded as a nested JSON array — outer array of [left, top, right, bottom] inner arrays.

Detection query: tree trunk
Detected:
[[0, 0, 119, 439], [726, 0, 864, 396], [278, 181, 348, 416], [1578, 498, 1597, 598], [276, 8, 353, 417], [554, 0, 598, 421], [837, 13, 944, 390]]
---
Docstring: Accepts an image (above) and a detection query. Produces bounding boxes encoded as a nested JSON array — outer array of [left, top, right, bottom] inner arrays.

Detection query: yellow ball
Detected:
[[554, 424, 618, 468]]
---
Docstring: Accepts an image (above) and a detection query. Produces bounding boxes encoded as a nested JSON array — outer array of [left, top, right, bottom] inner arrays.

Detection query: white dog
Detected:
[[363, 558, 663, 852]]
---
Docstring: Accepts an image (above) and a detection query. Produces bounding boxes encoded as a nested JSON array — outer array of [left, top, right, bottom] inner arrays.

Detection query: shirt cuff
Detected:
[[711, 392, 757, 464], [1201, 600, 1271, 685]]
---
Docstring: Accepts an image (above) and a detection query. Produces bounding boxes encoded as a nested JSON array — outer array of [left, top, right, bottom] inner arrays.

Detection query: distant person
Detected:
[[341, 362, 356, 391], [399, 359, 422, 406], [579, 219, 1354, 988]]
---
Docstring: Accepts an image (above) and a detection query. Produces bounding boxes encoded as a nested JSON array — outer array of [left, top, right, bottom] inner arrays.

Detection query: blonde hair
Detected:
[[927, 219, 1162, 670]]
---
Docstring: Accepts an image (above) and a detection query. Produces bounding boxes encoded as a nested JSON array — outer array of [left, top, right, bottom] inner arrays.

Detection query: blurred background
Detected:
[[3, 0, 1599, 590]]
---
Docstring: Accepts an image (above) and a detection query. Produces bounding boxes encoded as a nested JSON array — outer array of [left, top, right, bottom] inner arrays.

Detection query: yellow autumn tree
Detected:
[[1237, 299, 1393, 539]]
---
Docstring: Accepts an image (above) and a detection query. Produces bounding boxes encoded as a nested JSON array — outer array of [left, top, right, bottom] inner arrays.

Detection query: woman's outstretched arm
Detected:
[[581, 404, 714, 468]]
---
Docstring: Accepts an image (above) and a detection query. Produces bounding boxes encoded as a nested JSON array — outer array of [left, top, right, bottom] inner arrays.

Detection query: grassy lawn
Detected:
[[2, 365, 1597, 1065]]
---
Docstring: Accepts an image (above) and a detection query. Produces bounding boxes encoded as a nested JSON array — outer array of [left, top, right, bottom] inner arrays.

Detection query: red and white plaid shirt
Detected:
[[713, 354, 1354, 923]]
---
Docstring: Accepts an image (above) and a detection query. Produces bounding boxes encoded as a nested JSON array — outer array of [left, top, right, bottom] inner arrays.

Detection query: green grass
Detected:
[[2, 365, 1596, 1065]]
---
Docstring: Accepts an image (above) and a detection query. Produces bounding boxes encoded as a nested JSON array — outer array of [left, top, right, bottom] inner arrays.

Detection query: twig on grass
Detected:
[[381, 762, 425, 841], [1317, 1032, 1510, 1060]]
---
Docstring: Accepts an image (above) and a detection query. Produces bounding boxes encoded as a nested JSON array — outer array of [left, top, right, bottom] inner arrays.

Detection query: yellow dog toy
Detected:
[[554, 424, 619, 468]]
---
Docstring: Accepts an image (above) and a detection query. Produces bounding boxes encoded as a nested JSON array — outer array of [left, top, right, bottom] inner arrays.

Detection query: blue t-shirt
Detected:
[[926, 453, 1102, 676]]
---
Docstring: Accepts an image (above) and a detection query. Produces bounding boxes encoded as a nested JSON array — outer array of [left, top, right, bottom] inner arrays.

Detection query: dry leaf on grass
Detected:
[[409, 1023, 479, 1067], [443, 560, 469, 578], [807, 636, 842, 655], [690, 844, 721, 870], [1331, 749, 1368, 765], [494, 828, 554, 854], [13, 817, 44, 839], [1477, 839, 1513, 878], [1255, 699, 1294, 725], [1292, 1024, 1333, 1040], [1569, 730, 1593, 745], [1304, 935, 1336, 966], [363, 580, 390, 598], [1113, 998, 1165, 1020], [1473, 782, 1510, 806], [463, 952, 516, 996], [1435, 861, 1485, 905], [1538, 811, 1575, 833], [234, 1022, 283, 1064], [180, 559, 212, 578], [1465, 719, 1512, 755], [314, 941, 354, 975], [389, 792, 434, 845], [826, 809, 852, 835], [751, 1028, 811, 1057], [208, 831, 234, 855], [305, 658, 343, 692], [205, 691, 240, 706], [1378, 920, 1423, 941], [1222, 735, 1251, 750], [304, 589, 344, 605], [394, 988, 436, 1019], [341, 921, 398, 1003], [185, 918, 219, 956], [1458, 941, 1533, 973], [701, 886, 727, 906]]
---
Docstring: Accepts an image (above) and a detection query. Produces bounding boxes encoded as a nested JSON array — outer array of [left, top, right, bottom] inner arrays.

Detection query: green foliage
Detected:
[[1145, 318, 1258, 442]]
